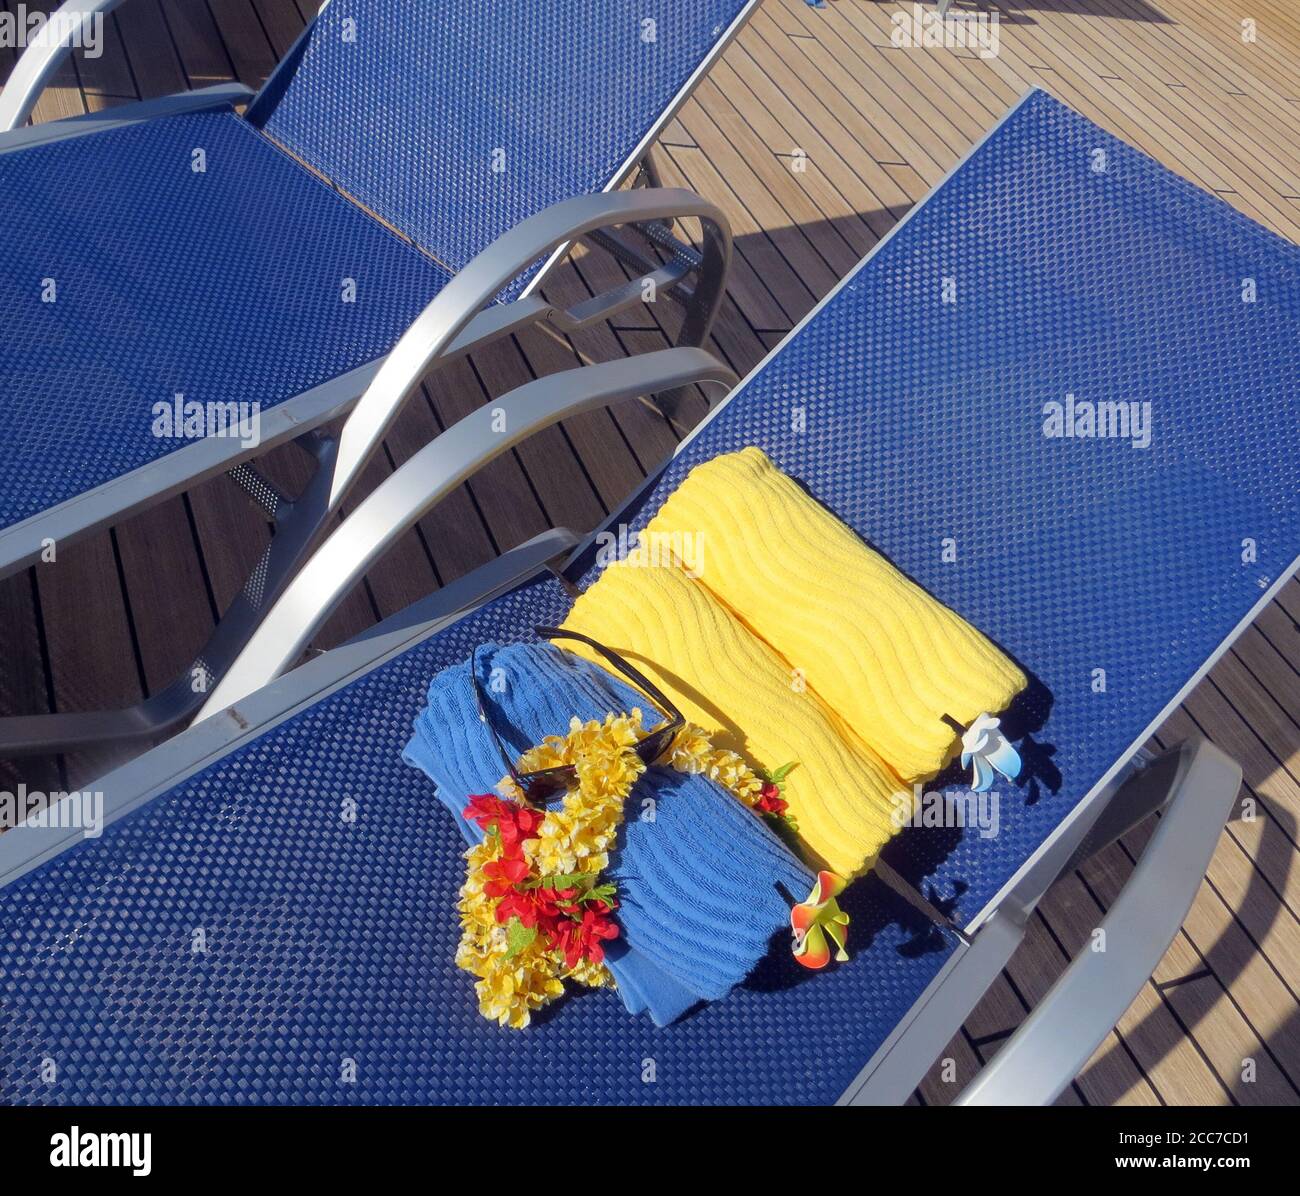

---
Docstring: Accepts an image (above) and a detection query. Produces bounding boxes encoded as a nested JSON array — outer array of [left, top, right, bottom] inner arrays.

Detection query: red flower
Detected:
[[496, 884, 577, 930], [552, 904, 619, 968], [462, 794, 544, 852], [509, 805, 544, 842], [755, 781, 789, 816], [465, 793, 623, 974], [550, 887, 583, 917], [481, 854, 530, 899], [463, 794, 517, 834], [496, 888, 540, 928]]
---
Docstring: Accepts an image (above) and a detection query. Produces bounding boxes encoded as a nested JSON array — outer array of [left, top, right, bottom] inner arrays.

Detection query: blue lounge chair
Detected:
[[0, 0, 754, 754], [2, 88, 1297, 1105]]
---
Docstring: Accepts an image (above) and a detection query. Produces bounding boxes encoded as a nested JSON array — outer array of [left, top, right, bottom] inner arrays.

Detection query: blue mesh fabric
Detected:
[[0, 110, 450, 531], [251, 0, 752, 289], [0, 577, 955, 1104], [2, 90, 1297, 1105], [577, 88, 1300, 921]]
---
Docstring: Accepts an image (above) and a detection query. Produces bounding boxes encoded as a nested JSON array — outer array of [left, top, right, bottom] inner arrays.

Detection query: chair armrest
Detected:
[[325, 187, 731, 515], [197, 345, 736, 716], [0, 0, 130, 132], [0, 529, 586, 895], [0, 83, 256, 154], [955, 736, 1241, 1106], [344, 527, 582, 646]]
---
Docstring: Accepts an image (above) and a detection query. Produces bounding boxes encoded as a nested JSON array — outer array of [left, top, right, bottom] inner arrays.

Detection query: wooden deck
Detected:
[[2, 0, 1298, 1105]]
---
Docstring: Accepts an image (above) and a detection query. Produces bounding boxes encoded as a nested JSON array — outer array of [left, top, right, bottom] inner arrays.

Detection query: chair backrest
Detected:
[[248, 0, 753, 277]]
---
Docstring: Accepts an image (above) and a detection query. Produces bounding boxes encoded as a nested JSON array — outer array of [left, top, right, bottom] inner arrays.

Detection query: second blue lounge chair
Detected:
[[0, 0, 757, 753]]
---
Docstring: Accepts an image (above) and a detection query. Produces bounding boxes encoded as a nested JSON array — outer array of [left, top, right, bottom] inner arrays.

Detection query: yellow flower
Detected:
[[528, 808, 612, 876], [475, 952, 566, 1029], [668, 723, 714, 773], [707, 752, 765, 807], [565, 957, 616, 990], [496, 776, 525, 802], [667, 726, 766, 807]]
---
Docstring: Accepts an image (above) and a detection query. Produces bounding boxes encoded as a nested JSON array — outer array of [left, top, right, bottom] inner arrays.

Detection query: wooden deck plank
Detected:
[[1080, 836, 1300, 1104], [1233, 628, 1300, 734], [1211, 653, 1300, 784], [713, 49, 902, 242], [734, 26, 920, 219], [1087, 2, 1300, 183], [961, 973, 1030, 1043], [533, 326, 689, 471], [778, 2, 978, 163], [250, 0, 309, 57], [77, 4, 137, 106], [1060, 0, 1300, 172], [205, 0, 280, 90], [1033, 18, 1294, 221], [1, 0, 83, 123], [756, 7, 956, 183], [1171, 0, 1300, 102], [659, 143, 802, 330], [160, 0, 241, 89], [1181, 680, 1300, 875], [112, 499, 216, 693], [1159, 722, 1300, 1004], [115, 1, 192, 102], [691, 77, 865, 278], [632, 148, 781, 367], [1150, 833, 1300, 1097], [0, 572, 58, 794], [378, 392, 500, 587], [418, 357, 560, 554], [799, 1, 1004, 144], [915, 1029, 986, 1104], [33, 534, 144, 787]]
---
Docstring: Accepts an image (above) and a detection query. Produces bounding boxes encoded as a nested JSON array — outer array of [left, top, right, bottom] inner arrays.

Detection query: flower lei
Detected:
[[456, 709, 795, 1029], [667, 724, 799, 832]]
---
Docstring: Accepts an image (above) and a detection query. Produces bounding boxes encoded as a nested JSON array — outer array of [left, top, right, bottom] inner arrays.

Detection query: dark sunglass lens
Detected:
[[519, 766, 577, 804], [636, 726, 676, 766], [522, 778, 562, 802]]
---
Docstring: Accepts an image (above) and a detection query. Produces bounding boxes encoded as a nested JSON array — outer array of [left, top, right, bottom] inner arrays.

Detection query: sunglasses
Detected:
[[471, 627, 685, 804]]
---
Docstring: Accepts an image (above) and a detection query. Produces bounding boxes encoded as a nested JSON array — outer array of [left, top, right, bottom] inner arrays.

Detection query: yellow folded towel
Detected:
[[560, 554, 908, 876], [643, 447, 1027, 783]]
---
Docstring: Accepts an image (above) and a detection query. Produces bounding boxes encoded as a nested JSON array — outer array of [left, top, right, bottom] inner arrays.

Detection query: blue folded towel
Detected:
[[403, 641, 813, 1025]]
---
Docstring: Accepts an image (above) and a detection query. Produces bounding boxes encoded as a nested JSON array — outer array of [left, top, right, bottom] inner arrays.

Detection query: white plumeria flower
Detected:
[[960, 713, 1022, 793]]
